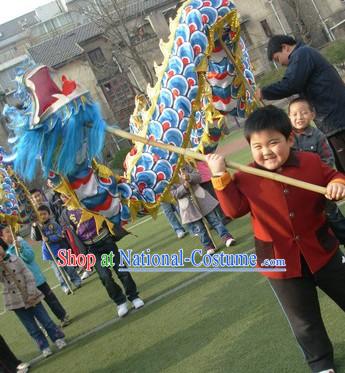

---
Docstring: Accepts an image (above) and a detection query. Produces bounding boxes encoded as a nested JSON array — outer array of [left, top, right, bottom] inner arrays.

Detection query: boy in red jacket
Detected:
[[206, 105, 345, 373]]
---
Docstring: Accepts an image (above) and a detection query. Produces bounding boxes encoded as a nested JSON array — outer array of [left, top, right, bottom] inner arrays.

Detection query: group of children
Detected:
[[1, 96, 345, 372], [0, 185, 145, 368]]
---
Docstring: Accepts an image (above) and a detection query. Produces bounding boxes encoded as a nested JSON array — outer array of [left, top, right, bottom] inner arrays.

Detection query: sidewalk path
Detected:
[[216, 135, 248, 157]]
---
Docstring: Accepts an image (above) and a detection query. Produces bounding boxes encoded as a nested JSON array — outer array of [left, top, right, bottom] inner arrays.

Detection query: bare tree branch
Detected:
[[75, 0, 154, 86], [284, 0, 312, 43]]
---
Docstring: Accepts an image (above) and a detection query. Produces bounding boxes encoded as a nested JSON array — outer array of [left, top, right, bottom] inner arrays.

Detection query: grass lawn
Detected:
[[1, 146, 345, 372], [219, 127, 245, 147]]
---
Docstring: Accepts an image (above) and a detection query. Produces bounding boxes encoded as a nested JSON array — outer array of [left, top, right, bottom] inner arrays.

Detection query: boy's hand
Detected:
[[205, 154, 226, 176], [325, 182, 345, 201], [179, 171, 189, 182], [42, 236, 48, 243], [183, 181, 190, 189], [182, 174, 190, 182]]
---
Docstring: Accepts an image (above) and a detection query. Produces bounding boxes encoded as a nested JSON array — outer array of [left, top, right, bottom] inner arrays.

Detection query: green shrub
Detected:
[[112, 146, 131, 171], [321, 40, 345, 70], [256, 67, 285, 87]]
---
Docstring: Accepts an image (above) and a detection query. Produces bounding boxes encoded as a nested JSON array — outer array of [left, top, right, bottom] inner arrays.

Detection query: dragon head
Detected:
[[3, 65, 107, 181]]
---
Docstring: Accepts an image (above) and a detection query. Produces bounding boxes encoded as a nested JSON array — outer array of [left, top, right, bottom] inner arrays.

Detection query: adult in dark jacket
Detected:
[[256, 35, 345, 171]]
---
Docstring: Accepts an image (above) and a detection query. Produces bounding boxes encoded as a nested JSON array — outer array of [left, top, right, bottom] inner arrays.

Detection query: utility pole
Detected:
[[267, 0, 288, 35], [309, 0, 335, 41]]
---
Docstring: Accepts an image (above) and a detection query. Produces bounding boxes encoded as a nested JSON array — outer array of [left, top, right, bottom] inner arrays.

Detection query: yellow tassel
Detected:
[[92, 160, 114, 178]]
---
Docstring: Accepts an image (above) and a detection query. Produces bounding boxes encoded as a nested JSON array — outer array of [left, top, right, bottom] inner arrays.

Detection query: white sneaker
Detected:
[[117, 302, 129, 317], [80, 271, 91, 280], [206, 248, 216, 255], [55, 338, 67, 350], [16, 362, 30, 373], [317, 370, 335, 373], [176, 230, 186, 239], [225, 237, 236, 247], [62, 286, 71, 295], [42, 347, 53, 358], [132, 297, 145, 309]]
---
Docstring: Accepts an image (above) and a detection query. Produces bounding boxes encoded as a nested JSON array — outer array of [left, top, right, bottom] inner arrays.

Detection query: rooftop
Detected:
[[28, 22, 103, 67]]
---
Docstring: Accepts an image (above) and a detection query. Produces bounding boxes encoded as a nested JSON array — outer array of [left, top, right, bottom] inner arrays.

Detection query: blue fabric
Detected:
[[6, 92, 106, 181], [7, 239, 46, 286], [161, 202, 185, 234], [41, 220, 68, 260], [14, 303, 64, 351], [262, 42, 345, 137], [187, 210, 230, 248], [205, 210, 229, 238], [187, 220, 212, 248]]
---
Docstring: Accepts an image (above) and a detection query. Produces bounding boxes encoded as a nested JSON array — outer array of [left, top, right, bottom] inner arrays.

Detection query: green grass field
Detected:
[[1, 146, 345, 373]]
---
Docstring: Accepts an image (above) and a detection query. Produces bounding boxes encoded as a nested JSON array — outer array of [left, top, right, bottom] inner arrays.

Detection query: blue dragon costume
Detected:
[[0, 164, 20, 229], [0, 147, 36, 226], [3, 0, 256, 236]]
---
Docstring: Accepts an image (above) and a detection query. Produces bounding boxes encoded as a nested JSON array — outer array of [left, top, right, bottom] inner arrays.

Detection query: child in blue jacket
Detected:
[[31, 205, 81, 294]]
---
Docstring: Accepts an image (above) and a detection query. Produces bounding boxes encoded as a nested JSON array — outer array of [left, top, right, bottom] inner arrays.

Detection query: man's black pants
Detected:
[[86, 235, 139, 305]]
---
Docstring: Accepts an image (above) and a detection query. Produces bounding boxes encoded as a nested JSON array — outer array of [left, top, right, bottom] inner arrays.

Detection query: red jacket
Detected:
[[212, 151, 345, 279]]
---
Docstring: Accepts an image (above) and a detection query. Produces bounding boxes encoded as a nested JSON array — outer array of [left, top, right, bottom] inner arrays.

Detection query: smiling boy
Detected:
[[206, 105, 345, 373], [289, 98, 334, 165]]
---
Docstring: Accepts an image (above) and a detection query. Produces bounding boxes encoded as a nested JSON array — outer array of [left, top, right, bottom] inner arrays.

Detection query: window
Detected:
[[260, 20, 273, 38], [130, 23, 156, 45], [164, 8, 177, 23], [88, 48, 106, 65]]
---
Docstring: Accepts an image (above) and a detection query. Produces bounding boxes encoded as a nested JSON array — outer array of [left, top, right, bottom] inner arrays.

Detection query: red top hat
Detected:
[[24, 65, 87, 127]]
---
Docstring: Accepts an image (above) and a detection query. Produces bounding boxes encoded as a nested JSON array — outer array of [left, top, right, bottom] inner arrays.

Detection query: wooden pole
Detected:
[[17, 175, 75, 295], [9, 226, 20, 256], [37, 225, 74, 295], [104, 125, 327, 195]]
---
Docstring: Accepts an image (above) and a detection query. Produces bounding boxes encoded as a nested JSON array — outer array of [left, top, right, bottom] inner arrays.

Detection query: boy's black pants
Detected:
[[37, 282, 67, 321], [268, 250, 345, 372]]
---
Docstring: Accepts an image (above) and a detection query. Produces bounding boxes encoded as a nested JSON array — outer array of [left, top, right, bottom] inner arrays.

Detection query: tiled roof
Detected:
[[125, 0, 172, 17], [28, 22, 103, 67]]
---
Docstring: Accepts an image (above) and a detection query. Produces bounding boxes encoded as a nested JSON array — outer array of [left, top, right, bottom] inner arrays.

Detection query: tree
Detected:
[[76, 0, 154, 88], [283, 0, 312, 44]]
